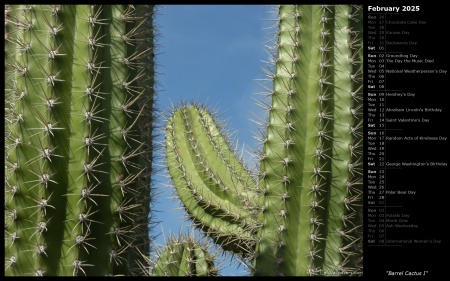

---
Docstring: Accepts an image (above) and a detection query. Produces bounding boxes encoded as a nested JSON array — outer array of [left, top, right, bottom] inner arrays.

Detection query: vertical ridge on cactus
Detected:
[[322, 4, 364, 275], [164, 4, 363, 276], [4, 5, 157, 276]]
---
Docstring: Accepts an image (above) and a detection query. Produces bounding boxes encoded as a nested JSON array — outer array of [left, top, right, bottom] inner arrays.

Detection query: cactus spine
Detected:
[[4, 5, 156, 276], [165, 5, 363, 276]]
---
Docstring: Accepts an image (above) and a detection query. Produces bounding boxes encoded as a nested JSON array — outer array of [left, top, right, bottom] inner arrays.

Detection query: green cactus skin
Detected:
[[4, 5, 156, 276], [150, 232, 219, 276], [164, 5, 363, 276]]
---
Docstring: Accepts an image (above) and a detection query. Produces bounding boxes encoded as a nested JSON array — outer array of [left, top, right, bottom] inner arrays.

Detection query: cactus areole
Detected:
[[5, 5, 156, 276], [165, 5, 363, 276]]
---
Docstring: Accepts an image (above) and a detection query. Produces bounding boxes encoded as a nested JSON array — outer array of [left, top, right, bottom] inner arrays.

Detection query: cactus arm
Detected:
[[165, 104, 260, 255]]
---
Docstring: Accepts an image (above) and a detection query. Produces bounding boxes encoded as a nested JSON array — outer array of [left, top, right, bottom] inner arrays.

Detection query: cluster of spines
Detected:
[[149, 232, 220, 276], [251, 5, 363, 276], [164, 103, 262, 257], [4, 5, 156, 276]]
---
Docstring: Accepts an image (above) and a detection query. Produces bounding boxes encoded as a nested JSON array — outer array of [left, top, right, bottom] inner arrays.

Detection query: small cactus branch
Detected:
[[165, 103, 260, 256], [151, 233, 218, 276]]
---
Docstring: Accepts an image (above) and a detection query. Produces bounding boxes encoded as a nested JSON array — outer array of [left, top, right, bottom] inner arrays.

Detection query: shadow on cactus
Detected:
[[4, 5, 157, 276], [164, 5, 363, 276]]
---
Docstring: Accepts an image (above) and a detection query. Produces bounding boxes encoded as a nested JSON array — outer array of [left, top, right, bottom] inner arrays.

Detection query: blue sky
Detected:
[[152, 5, 273, 276]]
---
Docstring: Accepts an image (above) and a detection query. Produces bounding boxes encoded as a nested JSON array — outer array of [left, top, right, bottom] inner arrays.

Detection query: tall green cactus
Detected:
[[165, 5, 363, 276], [4, 5, 157, 276]]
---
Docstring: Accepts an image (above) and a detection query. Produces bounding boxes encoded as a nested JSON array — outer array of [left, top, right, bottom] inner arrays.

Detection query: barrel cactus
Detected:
[[164, 5, 363, 276], [4, 5, 157, 276]]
